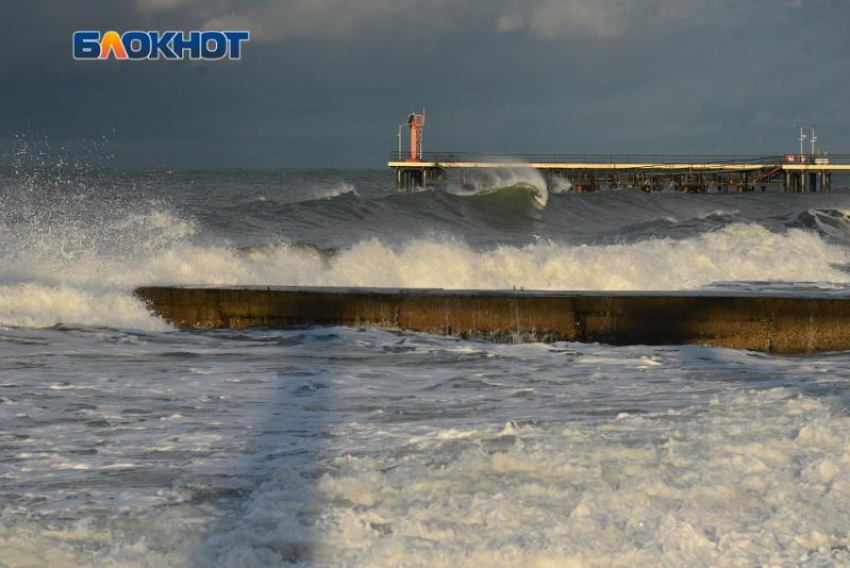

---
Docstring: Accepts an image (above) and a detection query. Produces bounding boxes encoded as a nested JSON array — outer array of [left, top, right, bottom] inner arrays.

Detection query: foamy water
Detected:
[[2, 203, 850, 330], [2, 328, 850, 566], [2, 167, 850, 566]]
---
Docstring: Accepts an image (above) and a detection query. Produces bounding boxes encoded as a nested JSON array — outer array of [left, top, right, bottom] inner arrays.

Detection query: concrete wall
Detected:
[[135, 286, 850, 354]]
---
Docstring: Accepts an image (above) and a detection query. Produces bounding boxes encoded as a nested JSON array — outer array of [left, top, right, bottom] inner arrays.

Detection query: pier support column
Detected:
[[735, 172, 749, 193], [788, 172, 802, 193], [397, 168, 426, 190]]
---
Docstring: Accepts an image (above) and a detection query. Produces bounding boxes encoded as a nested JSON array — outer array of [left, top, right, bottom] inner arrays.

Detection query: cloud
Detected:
[[526, 0, 628, 39], [496, 11, 524, 34], [130, 0, 825, 43], [495, 0, 818, 39], [194, 0, 447, 42], [136, 0, 196, 13], [1, 0, 846, 167], [746, 109, 792, 131], [135, 0, 229, 16]]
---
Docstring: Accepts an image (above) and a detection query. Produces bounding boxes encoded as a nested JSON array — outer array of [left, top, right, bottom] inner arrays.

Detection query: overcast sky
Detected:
[[0, 0, 847, 168]]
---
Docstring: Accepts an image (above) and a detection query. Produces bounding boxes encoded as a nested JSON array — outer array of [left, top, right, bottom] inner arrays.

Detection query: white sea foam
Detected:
[[2, 314, 849, 565], [549, 176, 573, 194], [313, 183, 358, 200], [0, 283, 172, 330], [2, 382, 849, 566], [228, 387, 850, 566], [279, 224, 849, 290]]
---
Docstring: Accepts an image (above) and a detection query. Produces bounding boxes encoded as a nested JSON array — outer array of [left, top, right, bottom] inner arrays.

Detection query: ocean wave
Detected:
[[790, 208, 850, 240], [244, 224, 850, 290], [2, 203, 849, 329], [312, 182, 358, 201], [444, 168, 549, 207], [0, 283, 171, 331]]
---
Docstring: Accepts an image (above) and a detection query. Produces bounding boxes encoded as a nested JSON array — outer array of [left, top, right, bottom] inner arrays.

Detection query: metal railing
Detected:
[[388, 151, 850, 165]]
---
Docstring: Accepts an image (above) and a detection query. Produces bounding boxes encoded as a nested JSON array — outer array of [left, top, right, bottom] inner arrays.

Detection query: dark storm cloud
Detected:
[[0, 0, 847, 167]]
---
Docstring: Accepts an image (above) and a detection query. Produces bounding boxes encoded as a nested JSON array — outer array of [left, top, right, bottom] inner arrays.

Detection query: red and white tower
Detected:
[[407, 109, 425, 161]]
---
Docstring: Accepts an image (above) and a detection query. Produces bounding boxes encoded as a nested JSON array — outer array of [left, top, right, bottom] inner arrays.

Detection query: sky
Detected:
[[0, 0, 847, 168]]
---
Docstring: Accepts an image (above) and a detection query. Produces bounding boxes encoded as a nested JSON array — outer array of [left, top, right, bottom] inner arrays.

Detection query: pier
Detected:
[[389, 152, 850, 193], [389, 112, 847, 193], [137, 286, 850, 354]]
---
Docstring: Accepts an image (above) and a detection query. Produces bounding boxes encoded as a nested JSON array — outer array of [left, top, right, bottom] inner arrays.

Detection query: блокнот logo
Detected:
[[73, 31, 250, 60]]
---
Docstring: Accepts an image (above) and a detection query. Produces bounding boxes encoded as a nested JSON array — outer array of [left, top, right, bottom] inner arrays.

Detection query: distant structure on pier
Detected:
[[389, 118, 848, 193]]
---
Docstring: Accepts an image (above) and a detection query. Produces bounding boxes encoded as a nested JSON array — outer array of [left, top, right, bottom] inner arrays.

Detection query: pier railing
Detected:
[[389, 151, 850, 165]]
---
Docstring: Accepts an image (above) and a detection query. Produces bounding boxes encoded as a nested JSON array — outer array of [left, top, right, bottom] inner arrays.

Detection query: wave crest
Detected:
[[445, 168, 549, 207], [2, 188, 850, 329]]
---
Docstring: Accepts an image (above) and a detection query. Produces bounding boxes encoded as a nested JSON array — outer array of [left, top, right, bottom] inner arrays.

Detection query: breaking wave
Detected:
[[312, 182, 358, 201], [2, 200, 850, 330], [444, 168, 550, 207]]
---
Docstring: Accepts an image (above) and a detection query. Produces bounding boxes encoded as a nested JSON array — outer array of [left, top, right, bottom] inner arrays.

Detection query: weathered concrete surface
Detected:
[[134, 286, 850, 354]]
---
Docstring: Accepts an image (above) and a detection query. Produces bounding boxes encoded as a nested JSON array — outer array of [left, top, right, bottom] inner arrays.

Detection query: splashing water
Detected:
[[2, 201, 850, 330]]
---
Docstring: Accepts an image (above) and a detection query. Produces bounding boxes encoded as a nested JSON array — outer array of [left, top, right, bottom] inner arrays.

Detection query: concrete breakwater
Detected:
[[134, 286, 850, 354]]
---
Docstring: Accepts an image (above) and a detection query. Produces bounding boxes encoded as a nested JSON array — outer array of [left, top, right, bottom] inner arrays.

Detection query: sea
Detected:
[[2, 164, 850, 566]]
